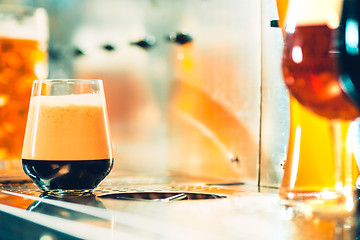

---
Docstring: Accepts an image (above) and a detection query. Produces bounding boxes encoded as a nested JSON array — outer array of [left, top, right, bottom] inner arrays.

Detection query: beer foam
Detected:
[[0, 7, 48, 41], [33, 93, 103, 107], [22, 93, 112, 161], [285, 0, 342, 29]]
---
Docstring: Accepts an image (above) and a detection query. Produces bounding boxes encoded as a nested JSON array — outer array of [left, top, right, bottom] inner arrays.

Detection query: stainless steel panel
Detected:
[[71, 0, 173, 176], [167, 0, 261, 184], [67, 0, 262, 184], [260, 0, 289, 188]]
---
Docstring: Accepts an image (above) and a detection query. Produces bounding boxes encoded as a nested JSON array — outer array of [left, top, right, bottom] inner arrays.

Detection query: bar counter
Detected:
[[0, 173, 358, 240]]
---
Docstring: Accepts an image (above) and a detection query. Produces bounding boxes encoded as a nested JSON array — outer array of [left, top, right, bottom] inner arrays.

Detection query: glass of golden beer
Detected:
[[0, 5, 48, 177], [279, 0, 359, 215], [22, 79, 114, 196]]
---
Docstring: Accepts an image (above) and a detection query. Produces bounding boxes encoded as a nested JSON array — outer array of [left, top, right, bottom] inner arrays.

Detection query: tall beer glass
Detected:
[[280, 0, 359, 214], [0, 5, 48, 176], [22, 79, 113, 196]]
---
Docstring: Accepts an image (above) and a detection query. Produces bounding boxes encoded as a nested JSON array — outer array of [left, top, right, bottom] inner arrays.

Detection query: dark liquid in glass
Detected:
[[338, 0, 360, 106], [282, 24, 360, 120], [22, 159, 113, 191]]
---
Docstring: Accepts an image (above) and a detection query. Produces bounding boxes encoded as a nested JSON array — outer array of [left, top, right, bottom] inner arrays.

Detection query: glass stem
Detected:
[[330, 120, 353, 193]]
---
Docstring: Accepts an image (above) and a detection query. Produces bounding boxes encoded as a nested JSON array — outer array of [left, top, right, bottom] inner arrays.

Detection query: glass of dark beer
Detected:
[[22, 79, 114, 196], [338, 0, 360, 189]]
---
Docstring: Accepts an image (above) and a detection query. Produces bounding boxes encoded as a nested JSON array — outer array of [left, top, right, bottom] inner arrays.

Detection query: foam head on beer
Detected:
[[285, 0, 343, 32]]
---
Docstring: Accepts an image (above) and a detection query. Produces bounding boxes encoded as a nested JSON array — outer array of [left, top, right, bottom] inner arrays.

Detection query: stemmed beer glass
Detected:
[[279, 0, 359, 214], [22, 79, 113, 196]]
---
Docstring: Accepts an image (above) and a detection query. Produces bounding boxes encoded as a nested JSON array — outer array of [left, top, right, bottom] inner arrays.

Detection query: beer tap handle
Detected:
[[270, 20, 280, 28], [130, 35, 156, 49], [166, 32, 193, 45]]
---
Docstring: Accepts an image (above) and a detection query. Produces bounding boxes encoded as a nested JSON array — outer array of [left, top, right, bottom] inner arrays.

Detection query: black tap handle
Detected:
[[73, 47, 85, 57], [102, 44, 116, 51], [270, 20, 280, 28], [166, 32, 193, 45], [130, 36, 156, 49]]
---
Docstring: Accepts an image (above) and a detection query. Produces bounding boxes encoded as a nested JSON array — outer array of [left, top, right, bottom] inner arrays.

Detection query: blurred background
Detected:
[[0, 0, 289, 189]]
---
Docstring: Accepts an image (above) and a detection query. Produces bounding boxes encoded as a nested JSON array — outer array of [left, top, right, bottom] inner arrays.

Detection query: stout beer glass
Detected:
[[338, 0, 360, 187], [0, 5, 48, 176], [280, 0, 359, 214], [22, 79, 113, 195]]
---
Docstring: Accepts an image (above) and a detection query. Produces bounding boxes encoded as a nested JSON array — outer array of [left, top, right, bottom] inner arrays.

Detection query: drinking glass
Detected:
[[0, 5, 48, 177], [338, 0, 360, 188], [22, 79, 113, 196], [279, 0, 359, 214], [276, 0, 354, 204]]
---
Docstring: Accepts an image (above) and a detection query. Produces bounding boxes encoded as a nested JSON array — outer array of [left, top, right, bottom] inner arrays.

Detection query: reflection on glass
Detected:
[[281, 206, 356, 240], [27, 193, 106, 221]]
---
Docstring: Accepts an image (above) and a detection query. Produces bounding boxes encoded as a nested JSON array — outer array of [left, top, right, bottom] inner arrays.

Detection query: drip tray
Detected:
[[98, 192, 227, 202]]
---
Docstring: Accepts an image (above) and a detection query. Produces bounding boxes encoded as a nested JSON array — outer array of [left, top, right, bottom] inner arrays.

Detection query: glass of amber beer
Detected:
[[280, 0, 360, 214], [0, 5, 48, 177], [22, 79, 114, 196]]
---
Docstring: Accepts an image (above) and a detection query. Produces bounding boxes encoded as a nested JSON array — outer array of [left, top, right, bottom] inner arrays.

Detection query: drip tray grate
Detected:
[[98, 191, 227, 202]]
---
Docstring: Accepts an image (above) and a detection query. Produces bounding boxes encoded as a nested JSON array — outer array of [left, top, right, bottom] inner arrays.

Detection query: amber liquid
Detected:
[[276, 0, 288, 31], [280, 25, 360, 201], [279, 96, 359, 199], [0, 38, 47, 163]]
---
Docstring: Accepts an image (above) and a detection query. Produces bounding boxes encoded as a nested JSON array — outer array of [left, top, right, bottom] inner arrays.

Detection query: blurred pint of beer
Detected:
[[0, 5, 48, 175]]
